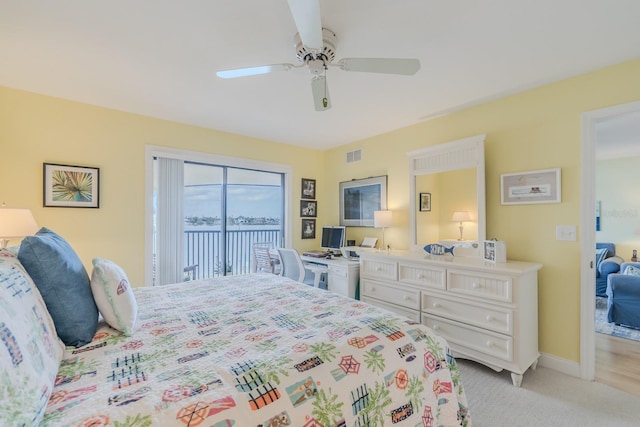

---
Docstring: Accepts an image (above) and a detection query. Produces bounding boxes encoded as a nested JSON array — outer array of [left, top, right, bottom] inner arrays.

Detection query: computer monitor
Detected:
[[320, 226, 346, 251]]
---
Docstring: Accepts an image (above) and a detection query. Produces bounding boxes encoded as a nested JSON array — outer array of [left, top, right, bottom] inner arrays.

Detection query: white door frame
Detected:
[[580, 100, 640, 380]]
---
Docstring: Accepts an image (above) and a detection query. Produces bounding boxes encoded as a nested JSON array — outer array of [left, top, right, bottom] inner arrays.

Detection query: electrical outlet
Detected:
[[556, 225, 577, 241]]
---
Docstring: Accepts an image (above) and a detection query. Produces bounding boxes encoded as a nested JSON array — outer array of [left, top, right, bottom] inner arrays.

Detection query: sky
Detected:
[[184, 184, 282, 219]]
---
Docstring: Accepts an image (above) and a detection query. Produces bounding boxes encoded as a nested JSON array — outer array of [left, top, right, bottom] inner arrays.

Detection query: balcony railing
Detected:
[[184, 228, 281, 280]]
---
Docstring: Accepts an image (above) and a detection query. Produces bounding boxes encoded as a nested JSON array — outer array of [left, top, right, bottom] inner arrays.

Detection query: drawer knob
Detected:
[[404, 296, 411, 301], [417, 273, 425, 279], [472, 282, 480, 289], [432, 302, 441, 308], [486, 315, 494, 322], [486, 340, 493, 347], [432, 325, 440, 331]]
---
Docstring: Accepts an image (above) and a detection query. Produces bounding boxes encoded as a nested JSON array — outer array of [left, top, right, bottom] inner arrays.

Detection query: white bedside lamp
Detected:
[[374, 210, 393, 251], [0, 207, 39, 248], [451, 211, 472, 241]]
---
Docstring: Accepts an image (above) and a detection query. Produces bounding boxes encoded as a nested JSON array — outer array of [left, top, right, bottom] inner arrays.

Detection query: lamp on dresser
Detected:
[[0, 207, 39, 248], [451, 211, 472, 241], [374, 210, 392, 251]]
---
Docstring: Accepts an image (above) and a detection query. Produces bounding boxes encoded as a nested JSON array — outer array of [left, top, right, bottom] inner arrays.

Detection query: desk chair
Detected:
[[277, 248, 327, 288]]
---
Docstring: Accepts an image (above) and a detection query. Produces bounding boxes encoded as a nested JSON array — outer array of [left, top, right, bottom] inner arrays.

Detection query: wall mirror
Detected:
[[408, 134, 486, 253]]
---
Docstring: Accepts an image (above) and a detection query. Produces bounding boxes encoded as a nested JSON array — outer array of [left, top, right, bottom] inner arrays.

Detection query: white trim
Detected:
[[580, 100, 640, 380], [144, 145, 293, 286], [538, 352, 581, 378]]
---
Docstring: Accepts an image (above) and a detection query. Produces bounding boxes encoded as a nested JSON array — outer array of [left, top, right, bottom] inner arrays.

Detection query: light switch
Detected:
[[556, 225, 577, 241]]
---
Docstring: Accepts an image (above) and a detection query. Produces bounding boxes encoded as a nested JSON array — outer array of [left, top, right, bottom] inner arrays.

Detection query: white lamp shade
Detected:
[[451, 211, 472, 222], [0, 208, 39, 239], [374, 210, 393, 228]]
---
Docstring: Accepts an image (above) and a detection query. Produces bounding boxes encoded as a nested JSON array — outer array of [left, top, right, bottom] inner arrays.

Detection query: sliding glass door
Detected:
[[151, 153, 285, 286]]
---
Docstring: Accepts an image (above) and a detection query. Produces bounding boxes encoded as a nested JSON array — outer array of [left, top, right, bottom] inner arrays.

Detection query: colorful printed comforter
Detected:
[[44, 274, 471, 426]]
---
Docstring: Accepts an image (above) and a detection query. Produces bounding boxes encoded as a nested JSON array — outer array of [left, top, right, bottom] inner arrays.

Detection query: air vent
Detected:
[[346, 149, 362, 163]]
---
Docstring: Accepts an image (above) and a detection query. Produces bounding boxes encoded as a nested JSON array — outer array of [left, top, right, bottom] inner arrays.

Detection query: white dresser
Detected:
[[359, 250, 542, 386]]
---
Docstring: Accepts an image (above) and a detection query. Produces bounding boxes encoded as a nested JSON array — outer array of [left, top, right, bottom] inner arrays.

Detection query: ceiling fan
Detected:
[[216, 0, 421, 111]]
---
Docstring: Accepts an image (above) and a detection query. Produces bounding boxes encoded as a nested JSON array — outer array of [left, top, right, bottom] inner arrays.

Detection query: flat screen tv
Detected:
[[320, 226, 346, 250]]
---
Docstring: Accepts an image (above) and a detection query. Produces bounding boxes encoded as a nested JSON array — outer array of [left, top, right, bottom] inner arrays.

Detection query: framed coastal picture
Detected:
[[300, 200, 317, 217], [301, 219, 316, 239], [43, 163, 100, 208], [419, 192, 431, 211], [339, 175, 387, 227], [301, 178, 316, 199], [500, 168, 561, 205]]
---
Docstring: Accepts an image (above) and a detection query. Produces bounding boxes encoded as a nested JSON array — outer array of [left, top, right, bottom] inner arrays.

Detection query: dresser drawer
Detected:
[[422, 294, 513, 335], [399, 263, 446, 290], [447, 270, 513, 303], [360, 259, 398, 281], [422, 314, 513, 362], [361, 278, 420, 310], [361, 297, 421, 322]]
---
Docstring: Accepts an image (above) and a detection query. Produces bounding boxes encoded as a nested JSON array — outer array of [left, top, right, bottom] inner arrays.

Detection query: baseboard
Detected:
[[538, 352, 581, 378]]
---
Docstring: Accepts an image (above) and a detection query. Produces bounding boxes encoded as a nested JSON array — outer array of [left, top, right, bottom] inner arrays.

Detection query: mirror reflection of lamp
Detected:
[[451, 211, 472, 241], [374, 210, 393, 251], [0, 206, 39, 248]]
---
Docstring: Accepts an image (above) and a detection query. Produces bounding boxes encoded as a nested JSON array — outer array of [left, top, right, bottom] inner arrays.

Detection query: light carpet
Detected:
[[457, 358, 640, 427], [595, 296, 640, 342]]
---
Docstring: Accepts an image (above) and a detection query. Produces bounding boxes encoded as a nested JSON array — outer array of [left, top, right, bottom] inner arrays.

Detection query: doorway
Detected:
[[580, 100, 640, 387]]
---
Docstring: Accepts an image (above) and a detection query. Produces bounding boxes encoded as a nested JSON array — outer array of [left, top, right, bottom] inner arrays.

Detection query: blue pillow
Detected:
[[595, 248, 608, 270], [18, 227, 98, 347]]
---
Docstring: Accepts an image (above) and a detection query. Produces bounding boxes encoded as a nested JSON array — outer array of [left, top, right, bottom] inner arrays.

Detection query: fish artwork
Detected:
[[423, 243, 454, 256]]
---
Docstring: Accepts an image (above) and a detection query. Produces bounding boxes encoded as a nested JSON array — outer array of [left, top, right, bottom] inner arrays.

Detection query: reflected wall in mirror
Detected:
[[416, 168, 478, 243], [408, 134, 486, 254]]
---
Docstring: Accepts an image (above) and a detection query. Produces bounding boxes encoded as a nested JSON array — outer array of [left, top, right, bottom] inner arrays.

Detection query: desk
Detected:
[[301, 255, 360, 299]]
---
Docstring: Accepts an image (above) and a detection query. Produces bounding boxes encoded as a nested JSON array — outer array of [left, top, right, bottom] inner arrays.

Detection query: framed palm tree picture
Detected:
[[43, 163, 100, 208]]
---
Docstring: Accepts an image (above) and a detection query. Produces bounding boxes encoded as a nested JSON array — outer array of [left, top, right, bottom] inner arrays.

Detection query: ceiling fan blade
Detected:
[[311, 76, 331, 111], [337, 58, 421, 75], [287, 0, 323, 50], [216, 63, 295, 79]]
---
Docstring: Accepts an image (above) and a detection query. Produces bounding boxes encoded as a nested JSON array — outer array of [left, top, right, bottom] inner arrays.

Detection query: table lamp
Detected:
[[451, 211, 472, 241], [0, 207, 39, 248], [374, 210, 392, 251]]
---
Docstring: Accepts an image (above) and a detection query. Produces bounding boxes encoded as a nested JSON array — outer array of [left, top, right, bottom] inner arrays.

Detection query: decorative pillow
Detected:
[[0, 248, 64, 426], [595, 248, 608, 270], [624, 265, 640, 276], [17, 227, 98, 347], [90, 258, 138, 335]]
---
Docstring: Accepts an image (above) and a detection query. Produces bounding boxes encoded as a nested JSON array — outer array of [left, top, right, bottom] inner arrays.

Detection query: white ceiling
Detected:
[[2, 0, 640, 150]]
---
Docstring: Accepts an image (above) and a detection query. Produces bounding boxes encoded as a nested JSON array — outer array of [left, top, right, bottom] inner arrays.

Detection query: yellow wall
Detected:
[[0, 86, 325, 285], [325, 58, 640, 363], [3, 57, 640, 364]]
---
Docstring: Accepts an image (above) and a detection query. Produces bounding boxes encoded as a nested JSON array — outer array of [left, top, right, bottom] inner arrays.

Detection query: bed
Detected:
[[1, 229, 471, 427]]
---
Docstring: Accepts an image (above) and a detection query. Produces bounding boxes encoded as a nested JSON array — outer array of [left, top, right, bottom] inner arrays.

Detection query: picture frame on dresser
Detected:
[[43, 163, 100, 208], [483, 240, 507, 263]]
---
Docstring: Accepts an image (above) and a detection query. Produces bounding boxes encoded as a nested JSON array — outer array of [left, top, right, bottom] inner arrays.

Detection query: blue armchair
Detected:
[[596, 243, 623, 297], [606, 262, 640, 329]]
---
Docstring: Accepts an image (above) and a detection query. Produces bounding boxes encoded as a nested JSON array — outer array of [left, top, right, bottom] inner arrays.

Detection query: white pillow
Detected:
[[624, 264, 640, 277], [90, 258, 138, 335]]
